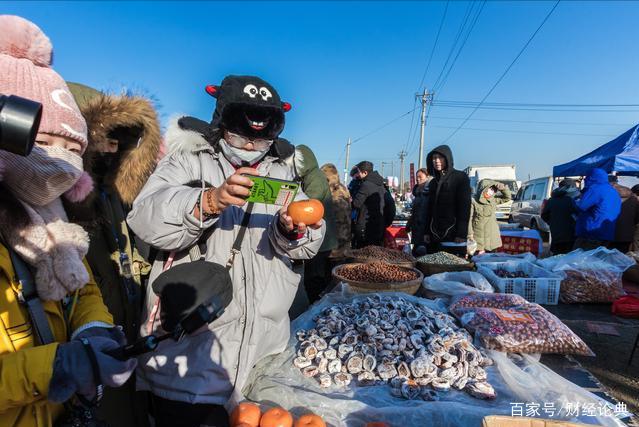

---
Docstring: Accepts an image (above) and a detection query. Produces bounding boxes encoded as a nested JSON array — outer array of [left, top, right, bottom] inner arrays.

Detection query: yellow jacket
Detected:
[[0, 244, 113, 427]]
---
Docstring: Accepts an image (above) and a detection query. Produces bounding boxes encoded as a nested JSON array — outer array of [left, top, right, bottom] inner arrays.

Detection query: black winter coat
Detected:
[[352, 171, 386, 247], [541, 186, 578, 244], [425, 145, 471, 242], [408, 182, 430, 245]]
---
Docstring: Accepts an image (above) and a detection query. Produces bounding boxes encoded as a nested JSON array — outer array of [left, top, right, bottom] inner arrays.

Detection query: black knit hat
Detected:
[[356, 161, 374, 174], [152, 260, 233, 333]]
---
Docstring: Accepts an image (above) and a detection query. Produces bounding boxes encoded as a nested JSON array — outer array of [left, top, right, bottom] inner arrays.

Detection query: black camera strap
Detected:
[[9, 248, 55, 345]]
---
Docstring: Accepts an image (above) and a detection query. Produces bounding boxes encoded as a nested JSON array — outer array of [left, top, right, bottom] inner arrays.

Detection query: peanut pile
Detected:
[[351, 246, 416, 263], [417, 252, 468, 265], [337, 262, 419, 283], [560, 269, 624, 303], [449, 293, 593, 356]]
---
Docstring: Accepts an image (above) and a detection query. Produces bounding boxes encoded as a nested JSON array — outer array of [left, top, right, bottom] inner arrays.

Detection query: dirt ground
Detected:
[[545, 296, 639, 426]]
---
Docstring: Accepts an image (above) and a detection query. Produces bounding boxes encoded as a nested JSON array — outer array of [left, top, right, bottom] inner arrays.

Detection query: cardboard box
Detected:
[[482, 416, 599, 427]]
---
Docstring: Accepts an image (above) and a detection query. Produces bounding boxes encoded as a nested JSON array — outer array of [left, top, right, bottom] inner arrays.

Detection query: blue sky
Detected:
[[4, 1, 639, 182]]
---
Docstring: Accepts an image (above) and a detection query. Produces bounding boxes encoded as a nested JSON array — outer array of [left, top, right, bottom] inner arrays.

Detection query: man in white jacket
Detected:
[[127, 75, 325, 427]]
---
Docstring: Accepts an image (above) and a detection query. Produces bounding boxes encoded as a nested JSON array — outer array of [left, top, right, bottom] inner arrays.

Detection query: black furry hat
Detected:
[[205, 75, 291, 140], [152, 260, 233, 333]]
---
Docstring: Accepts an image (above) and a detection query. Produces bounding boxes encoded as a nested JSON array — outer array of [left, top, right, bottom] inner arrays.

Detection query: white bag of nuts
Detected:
[[449, 293, 594, 356]]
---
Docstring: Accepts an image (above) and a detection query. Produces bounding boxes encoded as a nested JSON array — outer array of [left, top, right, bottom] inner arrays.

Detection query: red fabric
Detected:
[[612, 295, 639, 318]]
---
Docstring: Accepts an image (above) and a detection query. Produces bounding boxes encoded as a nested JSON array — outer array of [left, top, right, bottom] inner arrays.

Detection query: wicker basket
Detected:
[[416, 261, 475, 277], [332, 263, 423, 295], [344, 249, 416, 268]]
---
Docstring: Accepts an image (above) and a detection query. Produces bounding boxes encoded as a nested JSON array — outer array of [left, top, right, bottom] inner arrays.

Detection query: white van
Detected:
[[509, 176, 557, 234]]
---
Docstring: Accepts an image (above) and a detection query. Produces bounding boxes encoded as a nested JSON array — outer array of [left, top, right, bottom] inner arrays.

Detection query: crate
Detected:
[[477, 261, 562, 305]]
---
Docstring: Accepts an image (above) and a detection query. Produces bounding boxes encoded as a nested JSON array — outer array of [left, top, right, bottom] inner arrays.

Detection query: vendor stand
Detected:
[[233, 246, 635, 427]]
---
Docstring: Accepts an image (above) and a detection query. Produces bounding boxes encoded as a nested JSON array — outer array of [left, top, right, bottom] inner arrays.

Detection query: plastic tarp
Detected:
[[554, 124, 639, 177], [242, 288, 625, 427]]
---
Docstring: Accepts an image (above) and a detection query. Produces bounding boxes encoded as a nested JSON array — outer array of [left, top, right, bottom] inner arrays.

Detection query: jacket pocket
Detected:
[[256, 267, 300, 323]]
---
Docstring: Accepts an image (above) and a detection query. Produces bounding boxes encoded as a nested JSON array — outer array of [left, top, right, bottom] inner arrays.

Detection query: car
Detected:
[[509, 176, 557, 236]]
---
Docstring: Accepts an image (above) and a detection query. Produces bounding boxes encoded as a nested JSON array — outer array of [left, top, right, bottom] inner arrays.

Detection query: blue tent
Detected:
[[553, 124, 639, 177]]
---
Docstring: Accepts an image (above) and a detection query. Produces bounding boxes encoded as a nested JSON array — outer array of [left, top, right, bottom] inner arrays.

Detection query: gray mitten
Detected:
[[49, 336, 137, 403]]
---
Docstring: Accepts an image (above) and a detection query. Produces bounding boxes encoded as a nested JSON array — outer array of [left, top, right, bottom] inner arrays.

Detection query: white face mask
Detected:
[[219, 138, 269, 166], [0, 145, 84, 206]]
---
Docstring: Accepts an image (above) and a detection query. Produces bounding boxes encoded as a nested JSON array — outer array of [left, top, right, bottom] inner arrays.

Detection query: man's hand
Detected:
[[205, 167, 257, 213], [279, 207, 323, 236]]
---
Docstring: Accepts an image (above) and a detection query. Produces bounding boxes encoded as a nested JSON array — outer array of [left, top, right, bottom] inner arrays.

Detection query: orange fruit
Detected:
[[365, 423, 390, 427], [230, 402, 262, 427], [294, 413, 326, 427], [259, 407, 293, 427], [287, 199, 324, 225]]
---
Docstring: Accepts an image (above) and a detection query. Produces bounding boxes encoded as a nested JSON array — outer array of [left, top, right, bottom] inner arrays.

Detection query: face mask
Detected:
[[483, 188, 495, 199], [0, 145, 84, 206], [219, 138, 269, 166]]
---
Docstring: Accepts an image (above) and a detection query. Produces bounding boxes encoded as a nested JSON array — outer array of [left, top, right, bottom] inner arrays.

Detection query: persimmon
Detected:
[[259, 407, 293, 427], [294, 413, 326, 427], [230, 402, 262, 427], [287, 199, 324, 225], [365, 423, 390, 427]]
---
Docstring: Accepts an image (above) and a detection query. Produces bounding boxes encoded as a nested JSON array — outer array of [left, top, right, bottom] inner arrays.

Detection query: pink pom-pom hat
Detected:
[[0, 15, 88, 153]]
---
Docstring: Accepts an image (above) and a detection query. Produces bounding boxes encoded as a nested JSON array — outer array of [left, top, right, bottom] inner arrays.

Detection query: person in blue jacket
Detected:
[[574, 168, 622, 250]]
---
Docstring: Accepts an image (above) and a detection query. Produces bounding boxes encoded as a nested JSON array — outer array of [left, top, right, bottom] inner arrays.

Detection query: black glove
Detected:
[[49, 336, 137, 403]]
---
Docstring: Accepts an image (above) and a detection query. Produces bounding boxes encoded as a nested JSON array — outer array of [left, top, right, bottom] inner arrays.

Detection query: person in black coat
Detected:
[[541, 179, 579, 254], [424, 145, 471, 254], [352, 161, 386, 248], [407, 168, 431, 255]]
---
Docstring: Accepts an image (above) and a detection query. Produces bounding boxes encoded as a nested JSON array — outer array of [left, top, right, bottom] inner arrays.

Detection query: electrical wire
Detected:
[[433, 100, 639, 108], [439, 0, 561, 145], [431, 104, 639, 112], [433, 0, 487, 94], [352, 106, 420, 144], [427, 115, 634, 127], [417, 0, 450, 91], [402, 97, 419, 153], [431, 1, 476, 91], [430, 124, 617, 137]]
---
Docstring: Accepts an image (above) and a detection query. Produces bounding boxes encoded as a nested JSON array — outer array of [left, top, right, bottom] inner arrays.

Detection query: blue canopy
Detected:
[[553, 124, 639, 177]]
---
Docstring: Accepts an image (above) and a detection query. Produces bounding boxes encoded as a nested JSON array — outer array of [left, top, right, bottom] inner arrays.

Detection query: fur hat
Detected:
[[0, 15, 88, 151]]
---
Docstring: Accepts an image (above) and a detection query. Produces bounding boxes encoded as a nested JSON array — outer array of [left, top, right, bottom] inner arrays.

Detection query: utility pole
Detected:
[[398, 150, 407, 196], [417, 88, 433, 170], [381, 161, 393, 179], [343, 138, 351, 185]]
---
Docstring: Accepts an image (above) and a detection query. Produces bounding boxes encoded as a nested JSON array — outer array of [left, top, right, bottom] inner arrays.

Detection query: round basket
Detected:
[[332, 263, 423, 295], [416, 261, 475, 277], [344, 249, 416, 268]]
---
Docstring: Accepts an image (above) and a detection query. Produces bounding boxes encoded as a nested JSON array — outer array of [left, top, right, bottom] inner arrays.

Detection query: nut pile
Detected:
[[293, 295, 496, 401], [336, 262, 419, 283], [560, 269, 624, 304], [351, 246, 416, 264], [494, 270, 529, 279], [417, 252, 468, 265], [449, 293, 593, 356]]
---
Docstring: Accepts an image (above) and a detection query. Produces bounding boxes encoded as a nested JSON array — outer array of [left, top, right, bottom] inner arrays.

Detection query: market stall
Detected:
[[232, 246, 634, 427]]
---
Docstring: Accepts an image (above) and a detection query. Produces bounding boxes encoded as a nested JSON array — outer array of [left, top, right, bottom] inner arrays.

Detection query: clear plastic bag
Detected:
[[472, 252, 537, 264], [422, 271, 494, 297], [449, 293, 594, 356], [537, 248, 633, 303]]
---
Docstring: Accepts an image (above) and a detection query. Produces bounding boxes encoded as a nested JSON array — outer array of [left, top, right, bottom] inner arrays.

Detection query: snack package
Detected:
[[449, 293, 593, 356]]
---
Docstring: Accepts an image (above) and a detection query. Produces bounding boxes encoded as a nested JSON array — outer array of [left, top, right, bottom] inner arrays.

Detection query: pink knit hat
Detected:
[[0, 15, 88, 152]]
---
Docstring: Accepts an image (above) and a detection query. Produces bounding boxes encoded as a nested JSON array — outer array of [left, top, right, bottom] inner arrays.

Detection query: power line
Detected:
[[430, 124, 617, 137], [431, 104, 639, 113], [433, 0, 487, 94], [433, 100, 639, 108], [427, 115, 634, 127], [352, 106, 420, 144], [402, 97, 419, 153], [417, 0, 450, 91], [431, 1, 476, 91], [439, 0, 561, 145]]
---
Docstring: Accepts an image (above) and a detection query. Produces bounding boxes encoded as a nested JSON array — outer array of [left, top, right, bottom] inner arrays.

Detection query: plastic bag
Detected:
[[472, 252, 537, 264], [488, 351, 627, 427], [537, 248, 632, 303], [612, 295, 639, 318], [422, 271, 494, 297], [449, 293, 594, 356]]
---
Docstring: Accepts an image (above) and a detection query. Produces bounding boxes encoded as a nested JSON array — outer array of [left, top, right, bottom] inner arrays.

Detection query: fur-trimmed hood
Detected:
[[66, 82, 163, 206]]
